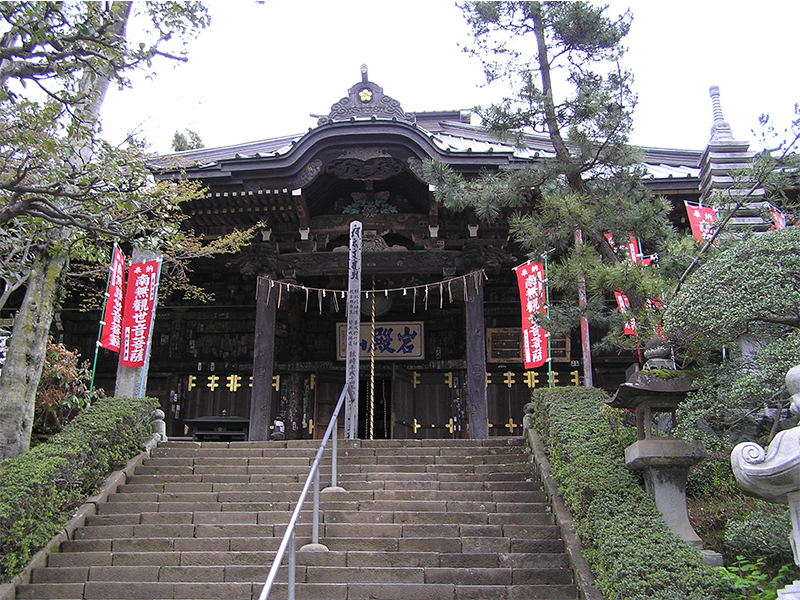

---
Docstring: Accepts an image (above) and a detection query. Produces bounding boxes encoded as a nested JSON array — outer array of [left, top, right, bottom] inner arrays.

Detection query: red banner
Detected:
[[515, 261, 548, 369], [605, 232, 643, 265], [685, 202, 717, 243], [120, 260, 160, 367], [626, 233, 642, 265], [614, 290, 636, 335], [99, 246, 126, 352]]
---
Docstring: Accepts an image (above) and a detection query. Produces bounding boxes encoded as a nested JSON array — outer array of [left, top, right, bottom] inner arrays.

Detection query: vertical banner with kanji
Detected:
[[99, 245, 126, 352], [614, 290, 637, 335], [515, 261, 548, 369], [120, 259, 161, 367], [626, 233, 642, 265], [685, 201, 717, 243]]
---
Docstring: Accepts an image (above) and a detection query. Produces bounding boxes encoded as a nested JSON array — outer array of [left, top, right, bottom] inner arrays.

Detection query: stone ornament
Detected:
[[731, 364, 800, 598]]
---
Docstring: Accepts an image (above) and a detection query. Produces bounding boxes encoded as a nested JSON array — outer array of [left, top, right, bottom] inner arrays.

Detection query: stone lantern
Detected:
[[609, 338, 716, 562], [731, 364, 800, 599]]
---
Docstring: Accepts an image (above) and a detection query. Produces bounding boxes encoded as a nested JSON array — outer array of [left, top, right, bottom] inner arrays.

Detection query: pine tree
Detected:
[[426, 2, 678, 382]]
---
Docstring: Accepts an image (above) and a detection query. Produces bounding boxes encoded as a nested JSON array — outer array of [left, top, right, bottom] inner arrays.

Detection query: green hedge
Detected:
[[529, 387, 732, 600], [0, 396, 158, 581]]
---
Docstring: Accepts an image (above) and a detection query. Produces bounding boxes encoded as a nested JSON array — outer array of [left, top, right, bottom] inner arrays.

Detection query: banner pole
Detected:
[[90, 243, 117, 392], [543, 253, 553, 389], [138, 257, 163, 398]]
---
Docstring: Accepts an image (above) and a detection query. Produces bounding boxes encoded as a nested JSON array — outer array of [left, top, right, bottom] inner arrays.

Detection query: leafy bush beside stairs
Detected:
[[530, 387, 732, 600], [0, 396, 159, 581]]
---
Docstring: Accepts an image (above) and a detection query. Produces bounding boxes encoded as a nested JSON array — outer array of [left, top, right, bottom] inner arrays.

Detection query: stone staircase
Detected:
[[16, 438, 579, 600]]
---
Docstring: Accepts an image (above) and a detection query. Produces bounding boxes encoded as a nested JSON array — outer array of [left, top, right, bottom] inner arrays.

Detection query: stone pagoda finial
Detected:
[[698, 84, 765, 208], [709, 85, 735, 142]]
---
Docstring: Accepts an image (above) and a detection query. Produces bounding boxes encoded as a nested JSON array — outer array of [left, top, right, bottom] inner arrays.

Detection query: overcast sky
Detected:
[[101, 1, 800, 156]]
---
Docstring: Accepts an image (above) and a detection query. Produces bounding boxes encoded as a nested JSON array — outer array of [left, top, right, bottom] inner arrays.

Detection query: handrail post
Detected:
[[331, 414, 338, 489], [288, 531, 296, 600], [312, 469, 320, 545]]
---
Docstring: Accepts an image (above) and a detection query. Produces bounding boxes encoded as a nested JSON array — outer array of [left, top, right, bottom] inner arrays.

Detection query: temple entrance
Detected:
[[391, 366, 460, 439], [312, 371, 391, 440], [313, 366, 459, 440]]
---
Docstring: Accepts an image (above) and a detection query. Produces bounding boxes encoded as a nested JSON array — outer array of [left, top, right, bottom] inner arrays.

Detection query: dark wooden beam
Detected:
[[307, 213, 432, 238], [250, 275, 277, 441], [292, 188, 310, 229], [277, 250, 464, 277], [465, 274, 489, 438]]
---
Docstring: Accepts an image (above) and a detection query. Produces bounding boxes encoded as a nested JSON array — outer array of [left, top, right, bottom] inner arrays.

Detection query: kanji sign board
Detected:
[[336, 322, 424, 361]]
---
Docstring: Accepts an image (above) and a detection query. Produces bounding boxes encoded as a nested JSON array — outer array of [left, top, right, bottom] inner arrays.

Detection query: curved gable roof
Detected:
[[151, 68, 702, 193]]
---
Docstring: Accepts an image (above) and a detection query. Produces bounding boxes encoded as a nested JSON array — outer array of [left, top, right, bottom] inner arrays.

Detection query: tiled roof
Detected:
[[150, 113, 702, 185]]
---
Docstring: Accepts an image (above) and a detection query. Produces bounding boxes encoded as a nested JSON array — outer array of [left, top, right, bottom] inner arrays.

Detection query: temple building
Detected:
[[62, 68, 779, 441]]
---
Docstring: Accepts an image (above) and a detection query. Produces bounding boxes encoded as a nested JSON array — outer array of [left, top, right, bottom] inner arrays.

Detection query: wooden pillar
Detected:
[[465, 274, 489, 439], [250, 275, 277, 441]]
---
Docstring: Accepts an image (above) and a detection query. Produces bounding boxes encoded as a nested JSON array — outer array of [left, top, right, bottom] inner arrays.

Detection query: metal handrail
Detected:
[[257, 383, 353, 600]]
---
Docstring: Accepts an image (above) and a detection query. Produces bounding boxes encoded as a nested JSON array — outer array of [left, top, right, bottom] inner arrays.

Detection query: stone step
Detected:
[[137, 460, 533, 475], [84, 505, 549, 531], [302, 565, 572, 585], [17, 580, 577, 600], [96, 490, 546, 510], [263, 582, 577, 600], [29, 563, 570, 586], [117, 475, 533, 495], [107, 486, 544, 502], [72, 519, 558, 542], [47, 549, 569, 570], [122, 471, 536, 489], [296, 550, 570, 569], [16, 581, 257, 599], [94, 498, 548, 519], [143, 453, 527, 472], [17, 438, 579, 600], [60, 532, 567, 556]]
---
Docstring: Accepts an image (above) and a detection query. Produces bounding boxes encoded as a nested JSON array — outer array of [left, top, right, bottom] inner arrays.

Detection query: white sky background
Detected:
[[101, 1, 800, 156]]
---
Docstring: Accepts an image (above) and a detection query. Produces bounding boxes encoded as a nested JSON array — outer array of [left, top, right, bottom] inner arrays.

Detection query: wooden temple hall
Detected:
[[73, 66, 712, 441]]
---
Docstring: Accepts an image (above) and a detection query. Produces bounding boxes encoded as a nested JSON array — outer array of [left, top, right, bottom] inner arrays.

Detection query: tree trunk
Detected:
[[0, 2, 132, 458], [0, 250, 69, 459]]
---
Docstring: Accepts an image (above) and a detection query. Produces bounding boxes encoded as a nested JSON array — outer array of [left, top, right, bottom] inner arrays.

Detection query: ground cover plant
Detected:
[[0, 395, 158, 580]]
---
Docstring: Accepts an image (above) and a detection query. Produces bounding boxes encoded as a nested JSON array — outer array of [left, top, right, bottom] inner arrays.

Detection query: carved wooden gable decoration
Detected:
[[317, 64, 414, 126]]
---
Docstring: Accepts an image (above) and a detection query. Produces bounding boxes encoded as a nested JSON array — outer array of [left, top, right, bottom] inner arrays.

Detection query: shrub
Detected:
[[0, 395, 158, 581], [33, 337, 102, 437], [529, 386, 732, 599], [687, 453, 740, 499], [725, 505, 794, 568]]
